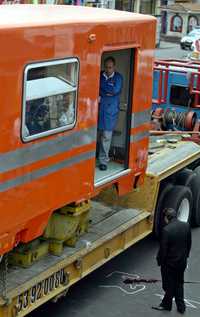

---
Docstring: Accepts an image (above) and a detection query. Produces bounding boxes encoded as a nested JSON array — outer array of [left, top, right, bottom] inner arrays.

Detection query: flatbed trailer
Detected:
[[1, 137, 200, 317]]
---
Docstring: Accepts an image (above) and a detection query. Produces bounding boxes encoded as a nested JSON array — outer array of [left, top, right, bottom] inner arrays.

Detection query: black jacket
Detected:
[[157, 219, 192, 269]]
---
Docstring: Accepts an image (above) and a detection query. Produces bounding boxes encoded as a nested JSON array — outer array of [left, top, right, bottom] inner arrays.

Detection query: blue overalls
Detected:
[[98, 71, 123, 166]]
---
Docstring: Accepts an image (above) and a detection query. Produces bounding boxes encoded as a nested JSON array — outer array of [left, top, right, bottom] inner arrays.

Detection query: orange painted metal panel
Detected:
[[0, 5, 156, 254]]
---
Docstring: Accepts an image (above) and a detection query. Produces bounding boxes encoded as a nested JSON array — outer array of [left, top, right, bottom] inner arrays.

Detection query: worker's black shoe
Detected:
[[152, 305, 171, 311], [177, 308, 185, 314], [99, 164, 107, 171]]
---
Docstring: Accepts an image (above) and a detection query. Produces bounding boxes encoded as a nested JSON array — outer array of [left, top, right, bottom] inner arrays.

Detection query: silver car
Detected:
[[180, 29, 200, 50]]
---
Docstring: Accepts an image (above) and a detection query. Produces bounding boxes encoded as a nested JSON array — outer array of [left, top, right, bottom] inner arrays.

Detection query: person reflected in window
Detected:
[[98, 56, 123, 171], [26, 67, 50, 135], [26, 98, 50, 135], [59, 93, 74, 126]]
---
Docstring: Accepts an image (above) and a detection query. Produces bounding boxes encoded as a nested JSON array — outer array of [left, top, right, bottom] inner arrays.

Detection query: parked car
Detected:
[[180, 29, 200, 50]]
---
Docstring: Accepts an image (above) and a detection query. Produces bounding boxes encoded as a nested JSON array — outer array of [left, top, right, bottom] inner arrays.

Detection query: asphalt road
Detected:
[[29, 44, 200, 317], [155, 41, 191, 60], [30, 228, 200, 317]]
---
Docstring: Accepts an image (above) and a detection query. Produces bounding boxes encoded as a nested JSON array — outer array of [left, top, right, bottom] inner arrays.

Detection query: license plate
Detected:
[[16, 268, 65, 314]]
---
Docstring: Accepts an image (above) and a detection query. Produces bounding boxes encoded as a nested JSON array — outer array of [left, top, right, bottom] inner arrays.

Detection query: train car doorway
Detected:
[[95, 48, 134, 186]]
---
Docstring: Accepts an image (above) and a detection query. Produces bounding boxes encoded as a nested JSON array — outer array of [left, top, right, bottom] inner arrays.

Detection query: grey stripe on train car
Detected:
[[130, 130, 149, 143], [0, 126, 96, 173], [131, 109, 151, 128], [0, 150, 95, 193]]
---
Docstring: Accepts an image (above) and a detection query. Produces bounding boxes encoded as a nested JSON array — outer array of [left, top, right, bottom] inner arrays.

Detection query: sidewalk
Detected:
[[158, 41, 179, 49]]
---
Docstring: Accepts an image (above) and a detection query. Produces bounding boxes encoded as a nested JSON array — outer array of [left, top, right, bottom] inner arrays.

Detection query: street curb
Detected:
[[158, 41, 179, 49]]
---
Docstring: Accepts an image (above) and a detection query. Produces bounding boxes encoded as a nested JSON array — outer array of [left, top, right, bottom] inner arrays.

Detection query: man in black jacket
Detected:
[[152, 208, 192, 314]]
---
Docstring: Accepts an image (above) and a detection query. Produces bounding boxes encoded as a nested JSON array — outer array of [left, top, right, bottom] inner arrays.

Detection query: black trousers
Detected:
[[160, 265, 186, 311]]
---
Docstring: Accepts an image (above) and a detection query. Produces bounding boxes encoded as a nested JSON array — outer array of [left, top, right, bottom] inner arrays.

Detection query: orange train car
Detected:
[[0, 5, 156, 255]]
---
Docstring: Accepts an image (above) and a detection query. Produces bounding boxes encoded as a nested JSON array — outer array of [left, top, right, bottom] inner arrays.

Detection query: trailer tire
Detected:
[[154, 182, 174, 238], [175, 168, 195, 186], [176, 169, 200, 226], [194, 166, 200, 175], [188, 173, 200, 227], [161, 185, 192, 224]]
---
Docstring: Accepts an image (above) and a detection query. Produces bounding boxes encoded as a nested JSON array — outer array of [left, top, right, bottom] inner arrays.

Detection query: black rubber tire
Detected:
[[175, 168, 196, 186], [161, 185, 192, 225], [194, 166, 200, 176], [154, 185, 192, 238], [176, 169, 200, 226], [188, 173, 200, 227], [153, 182, 174, 238]]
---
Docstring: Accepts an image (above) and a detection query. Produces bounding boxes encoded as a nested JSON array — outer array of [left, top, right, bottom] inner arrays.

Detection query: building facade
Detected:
[[160, 2, 200, 41]]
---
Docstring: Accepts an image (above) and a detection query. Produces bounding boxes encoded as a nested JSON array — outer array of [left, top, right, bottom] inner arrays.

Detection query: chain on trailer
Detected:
[[0, 254, 8, 304]]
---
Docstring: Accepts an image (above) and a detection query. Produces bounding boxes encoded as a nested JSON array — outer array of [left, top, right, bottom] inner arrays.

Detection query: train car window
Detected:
[[170, 85, 192, 107], [22, 58, 79, 142]]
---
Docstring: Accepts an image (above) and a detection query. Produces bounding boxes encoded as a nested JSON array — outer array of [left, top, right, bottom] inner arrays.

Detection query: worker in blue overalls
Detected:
[[98, 56, 123, 171]]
